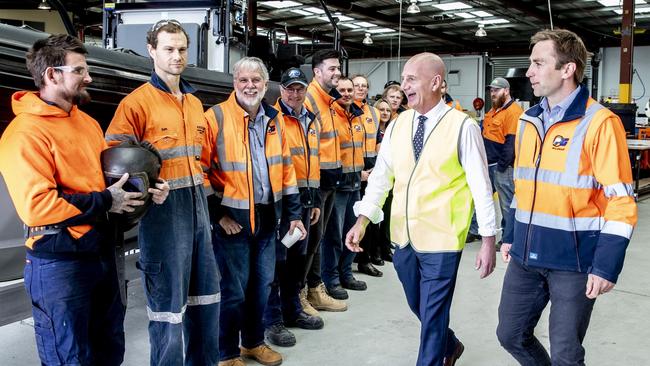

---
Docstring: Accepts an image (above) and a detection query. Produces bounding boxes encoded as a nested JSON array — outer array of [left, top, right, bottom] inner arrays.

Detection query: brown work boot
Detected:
[[218, 357, 245, 366], [241, 343, 283, 366], [300, 286, 320, 317], [307, 283, 348, 312]]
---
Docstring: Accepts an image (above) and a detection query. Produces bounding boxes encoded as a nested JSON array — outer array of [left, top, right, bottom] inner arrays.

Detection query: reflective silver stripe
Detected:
[[147, 306, 185, 324], [342, 166, 362, 173], [283, 157, 292, 165], [600, 221, 634, 239], [514, 167, 598, 189], [167, 174, 204, 190], [365, 151, 378, 158], [365, 132, 378, 139], [321, 161, 341, 169], [603, 183, 635, 198], [267, 155, 283, 166], [320, 130, 337, 139], [187, 293, 221, 306], [218, 161, 247, 172], [515, 209, 604, 231], [306, 93, 321, 121], [297, 179, 320, 188], [283, 185, 299, 195], [222, 196, 250, 209], [309, 148, 319, 156], [211, 105, 235, 182], [510, 196, 517, 209], [368, 105, 379, 130], [341, 141, 363, 148], [105, 133, 138, 143], [273, 191, 283, 202], [159, 145, 202, 160], [520, 113, 545, 141], [290, 147, 306, 155], [562, 103, 604, 183], [204, 185, 215, 196]]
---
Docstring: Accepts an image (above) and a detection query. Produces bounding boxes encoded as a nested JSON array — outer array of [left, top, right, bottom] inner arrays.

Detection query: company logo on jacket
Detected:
[[552, 135, 569, 149]]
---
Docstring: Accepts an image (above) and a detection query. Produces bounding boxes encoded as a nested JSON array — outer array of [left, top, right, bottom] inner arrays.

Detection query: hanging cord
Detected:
[[547, 0, 554, 29], [633, 68, 646, 101], [398, 0, 403, 72]]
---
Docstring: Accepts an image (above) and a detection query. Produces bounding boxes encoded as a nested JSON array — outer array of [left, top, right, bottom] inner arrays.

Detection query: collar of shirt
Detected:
[[541, 85, 581, 129], [149, 72, 196, 94], [280, 99, 307, 118], [412, 99, 450, 133], [244, 104, 267, 124]]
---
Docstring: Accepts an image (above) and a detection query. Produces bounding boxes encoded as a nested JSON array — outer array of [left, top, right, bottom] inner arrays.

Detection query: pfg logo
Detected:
[[288, 69, 301, 78], [552, 135, 569, 147]]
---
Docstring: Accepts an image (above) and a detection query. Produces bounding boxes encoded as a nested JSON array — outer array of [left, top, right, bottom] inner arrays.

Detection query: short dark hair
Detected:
[[530, 29, 588, 84], [146, 19, 190, 49], [312, 49, 340, 70], [26, 34, 88, 89]]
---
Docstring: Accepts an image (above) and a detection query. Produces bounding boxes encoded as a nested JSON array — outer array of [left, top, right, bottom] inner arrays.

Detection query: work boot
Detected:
[[286, 311, 324, 330], [341, 277, 367, 291], [307, 283, 348, 312], [218, 357, 245, 366], [241, 343, 283, 366], [326, 284, 349, 300], [299, 286, 320, 317], [264, 323, 296, 347]]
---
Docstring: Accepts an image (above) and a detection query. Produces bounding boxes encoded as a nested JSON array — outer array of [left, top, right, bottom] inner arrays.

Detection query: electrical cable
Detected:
[[633, 68, 646, 100], [547, 0, 554, 30]]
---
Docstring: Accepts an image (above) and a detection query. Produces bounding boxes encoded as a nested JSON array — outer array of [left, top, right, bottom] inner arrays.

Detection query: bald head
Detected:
[[401, 52, 445, 114]]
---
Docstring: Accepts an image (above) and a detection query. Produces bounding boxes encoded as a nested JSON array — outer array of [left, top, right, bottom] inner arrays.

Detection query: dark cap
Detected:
[[384, 80, 400, 89], [488, 77, 510, 89], [281, 68, 308, 88]]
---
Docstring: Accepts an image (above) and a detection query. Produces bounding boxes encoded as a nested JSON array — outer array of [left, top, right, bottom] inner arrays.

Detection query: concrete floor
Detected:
[[1, 199, 648, 365]]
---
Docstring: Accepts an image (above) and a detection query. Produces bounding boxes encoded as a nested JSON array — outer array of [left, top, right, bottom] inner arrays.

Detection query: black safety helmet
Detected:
[[101, 141, 162, 225]]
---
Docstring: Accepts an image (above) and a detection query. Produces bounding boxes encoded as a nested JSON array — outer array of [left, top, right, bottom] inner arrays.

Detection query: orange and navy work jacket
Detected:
[[275, 99, 321, 209], [510, 86, 637, 283], [334, 102, 365, 191], [482, 99, 523, 170], [444, 94, 463, 111], [205, 92, 301, 234], [106, 73, 209, 191], [0, 91, 112, 257], [305, 80, 343, 190], [354, 100, 380, 170]]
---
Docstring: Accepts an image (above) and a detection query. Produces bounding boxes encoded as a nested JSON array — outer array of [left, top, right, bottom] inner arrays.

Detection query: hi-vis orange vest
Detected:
[[205, 92, 301, 233], [106, 80, 207, 191], [334, 101, 365, 191], [305, 80, 343, 189], [354, 100, 380, 169]]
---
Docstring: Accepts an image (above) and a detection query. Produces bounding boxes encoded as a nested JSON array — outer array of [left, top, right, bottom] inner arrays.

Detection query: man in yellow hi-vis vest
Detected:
[[346, 53, 497, 366]]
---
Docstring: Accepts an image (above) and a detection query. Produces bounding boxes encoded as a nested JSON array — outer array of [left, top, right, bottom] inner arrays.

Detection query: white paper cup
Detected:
[[281, 228, 302, 248]]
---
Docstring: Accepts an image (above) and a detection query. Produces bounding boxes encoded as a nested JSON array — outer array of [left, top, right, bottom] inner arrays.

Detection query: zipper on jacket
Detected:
[[524, 137, 541, 265]]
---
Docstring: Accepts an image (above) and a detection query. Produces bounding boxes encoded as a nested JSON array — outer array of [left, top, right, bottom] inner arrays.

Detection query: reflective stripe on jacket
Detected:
[[510, 86, 637, 282], [355, 100, 380, 169], [334, 102, 365, 191], [390, 108, 473, 252], [106, 78, 207, 190], [205, 92, 301, 234]]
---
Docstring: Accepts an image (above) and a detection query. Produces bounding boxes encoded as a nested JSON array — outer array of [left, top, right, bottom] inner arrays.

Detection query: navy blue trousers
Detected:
[[393, 245, 462, 366], [25, 252, 125, 366], [321, 189, 360, 287]]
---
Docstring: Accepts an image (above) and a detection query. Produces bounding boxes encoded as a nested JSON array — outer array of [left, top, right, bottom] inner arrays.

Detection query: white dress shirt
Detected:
[[353, 99, 497, 238]]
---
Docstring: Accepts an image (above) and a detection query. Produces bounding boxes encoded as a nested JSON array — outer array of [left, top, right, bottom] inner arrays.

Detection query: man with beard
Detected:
[[106, 20, 220, 365], [346, 53, 497, 366], [481, 77, 522, 249], [205, 57, 306, 366], [0, 34, 161, 365], [321, 77, 367, 300], [302, 49, 349, 313]]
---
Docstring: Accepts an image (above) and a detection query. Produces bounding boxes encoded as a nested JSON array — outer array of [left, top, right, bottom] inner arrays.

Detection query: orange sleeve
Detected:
[[105, 97, 147, 145]]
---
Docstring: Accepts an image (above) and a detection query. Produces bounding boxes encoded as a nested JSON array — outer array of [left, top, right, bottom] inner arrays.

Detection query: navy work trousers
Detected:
[[138, 186, 221, 366], [393, 245, 462, 366], [497, 259, 596, 366], [321, 189, 360, 287], [24, 252, 125, 366], [304, 188, 336, 288]]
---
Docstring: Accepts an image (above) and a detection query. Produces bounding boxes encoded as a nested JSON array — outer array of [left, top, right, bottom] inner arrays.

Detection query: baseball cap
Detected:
[[488, 77, 510, 89], [384, 80, 401, 89], [281, 68, 308, 88]]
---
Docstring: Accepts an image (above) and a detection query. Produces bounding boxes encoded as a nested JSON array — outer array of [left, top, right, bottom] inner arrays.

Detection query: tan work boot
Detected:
[[218, 357, 245, 366], [300, 286, 320, 317], [307, 283, 348, 312], [241, 343, 283, 366]]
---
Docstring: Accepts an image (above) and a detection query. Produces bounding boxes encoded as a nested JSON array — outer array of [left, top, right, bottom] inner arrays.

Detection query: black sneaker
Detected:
[[326, 285, 349, 300], [465, 233, 481, 243], [341, 277, 367, 291], [264, 323, 296, 347], [286, 311, 324, 330]]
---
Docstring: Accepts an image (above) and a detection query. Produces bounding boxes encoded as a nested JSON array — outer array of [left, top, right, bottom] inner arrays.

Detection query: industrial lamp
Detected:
[[362, 33, 373, 45], [407, 0, 421, 14], [38, 1, 51, 10], [475, 24, 487, 37]]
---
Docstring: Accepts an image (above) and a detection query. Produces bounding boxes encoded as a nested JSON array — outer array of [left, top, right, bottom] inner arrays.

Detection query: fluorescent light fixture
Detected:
[[366, 27, 396, 34], [597, 0, 644, 6], [290, 9, 312, 15], [475, 24, 487, 37], [407, 0, 421, 14], [340, 23, 361, 29], [454, 12, 476, 18], [355, 21, 378, 28], [304, 6, 325, 14], [432, 2, 472, 11], [38, 1, 51, 10], [475, 18, 510, 24], [613, 6, 650, 14], [471, 11, 493, 17], [288, 36, 305, 41], [363, 33, 373, 45], [317, 14, 354, 22], [260, 1, 302, 9]]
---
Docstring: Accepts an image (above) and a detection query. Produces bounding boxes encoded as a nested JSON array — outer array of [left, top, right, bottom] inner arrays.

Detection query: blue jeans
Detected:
[[393, 245, 463, 366], [24, 252, 125, 366], [320, 189, 360, 287], [264, 208, 312, 327], [213, 204, 277, 361], [304, 188, 336, 288], [138, 186, 221, 366], [470, 164, 513, 236], [497, 259, 596, 366]]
